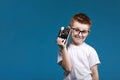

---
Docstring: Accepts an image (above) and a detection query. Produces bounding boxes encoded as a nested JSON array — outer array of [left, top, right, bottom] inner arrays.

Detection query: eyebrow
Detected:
[[72, 28, 89, 31]]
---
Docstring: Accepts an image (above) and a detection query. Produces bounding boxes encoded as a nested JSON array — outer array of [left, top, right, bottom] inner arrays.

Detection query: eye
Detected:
[[81, 30, 86, 33], [75, 29, 80, 32]]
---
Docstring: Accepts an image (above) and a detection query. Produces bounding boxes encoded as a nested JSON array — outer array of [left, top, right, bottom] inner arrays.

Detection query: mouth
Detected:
[[75, 35, 84, 39]]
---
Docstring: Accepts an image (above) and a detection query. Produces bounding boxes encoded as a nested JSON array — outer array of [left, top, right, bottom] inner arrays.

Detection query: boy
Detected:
[[57, 13, 100, 80]]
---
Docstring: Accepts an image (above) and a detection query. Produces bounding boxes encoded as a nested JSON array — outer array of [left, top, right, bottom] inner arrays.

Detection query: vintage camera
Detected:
[[58, 26, 71, 44]]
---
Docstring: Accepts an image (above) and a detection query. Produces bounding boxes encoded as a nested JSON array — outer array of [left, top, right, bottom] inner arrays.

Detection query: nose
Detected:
[[79, 32, 82, 36]]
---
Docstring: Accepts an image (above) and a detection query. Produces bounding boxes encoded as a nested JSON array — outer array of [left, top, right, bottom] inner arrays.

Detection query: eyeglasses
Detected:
[[71, 28, 90, 34]]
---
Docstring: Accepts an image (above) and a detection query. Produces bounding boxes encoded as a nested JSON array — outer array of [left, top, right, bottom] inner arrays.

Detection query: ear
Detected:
[[88, 30, 91, 35]]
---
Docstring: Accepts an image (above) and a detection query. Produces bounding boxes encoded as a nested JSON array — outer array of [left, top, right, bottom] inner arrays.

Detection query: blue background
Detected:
[[0, 0, 120, 80]]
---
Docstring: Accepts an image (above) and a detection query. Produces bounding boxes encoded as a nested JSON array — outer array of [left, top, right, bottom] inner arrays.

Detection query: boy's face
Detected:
[[71, 21, 90, 45]]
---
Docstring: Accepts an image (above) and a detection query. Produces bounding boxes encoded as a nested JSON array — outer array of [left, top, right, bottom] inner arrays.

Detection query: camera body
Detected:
[[58, 26, 71, 44]]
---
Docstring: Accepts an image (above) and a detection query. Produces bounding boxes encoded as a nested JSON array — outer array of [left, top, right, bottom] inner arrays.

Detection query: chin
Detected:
[[72, 40, 83, 45], [72, 37, 85, 45], [77, 41, 83, 45]]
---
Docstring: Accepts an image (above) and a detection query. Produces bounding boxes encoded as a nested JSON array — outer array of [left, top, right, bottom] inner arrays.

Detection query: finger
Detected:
[[57, 37, 63, 44], [62, 39, 66, 44]]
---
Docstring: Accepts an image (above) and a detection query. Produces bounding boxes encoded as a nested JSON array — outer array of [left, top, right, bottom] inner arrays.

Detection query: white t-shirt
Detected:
[[57, 42, 100, 80]]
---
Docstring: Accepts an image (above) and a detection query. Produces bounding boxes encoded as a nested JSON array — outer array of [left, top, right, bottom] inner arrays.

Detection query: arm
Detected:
[[90, 64, 99, 80], [57, 37, 72, 72]]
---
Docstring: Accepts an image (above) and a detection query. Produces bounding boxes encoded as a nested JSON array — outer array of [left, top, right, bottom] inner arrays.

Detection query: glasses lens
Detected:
[[72, 28, 89, 34]]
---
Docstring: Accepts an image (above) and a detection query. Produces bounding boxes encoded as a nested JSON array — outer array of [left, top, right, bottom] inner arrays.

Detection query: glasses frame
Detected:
[[71, 28, 90, 35]]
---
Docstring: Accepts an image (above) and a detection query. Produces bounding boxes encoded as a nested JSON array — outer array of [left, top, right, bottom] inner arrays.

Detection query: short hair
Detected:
[[70, 13, 92, 27]]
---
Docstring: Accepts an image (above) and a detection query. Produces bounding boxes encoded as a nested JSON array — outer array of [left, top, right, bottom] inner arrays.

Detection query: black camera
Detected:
[[58, 26, 71, 42]]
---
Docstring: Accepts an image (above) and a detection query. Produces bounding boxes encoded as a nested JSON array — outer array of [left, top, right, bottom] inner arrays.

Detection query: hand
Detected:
[[56, 37, 66, 49]]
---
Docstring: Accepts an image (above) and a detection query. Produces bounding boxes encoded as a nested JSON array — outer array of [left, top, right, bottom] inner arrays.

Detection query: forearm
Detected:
[[57, 37, 72, 72], [61, 47, 72, 72], [92, 74, 99, 80], [91, 65, 99, 80]]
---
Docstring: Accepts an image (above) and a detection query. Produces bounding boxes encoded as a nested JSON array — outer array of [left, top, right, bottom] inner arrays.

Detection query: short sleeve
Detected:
[[88, 47, 100, 68]]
